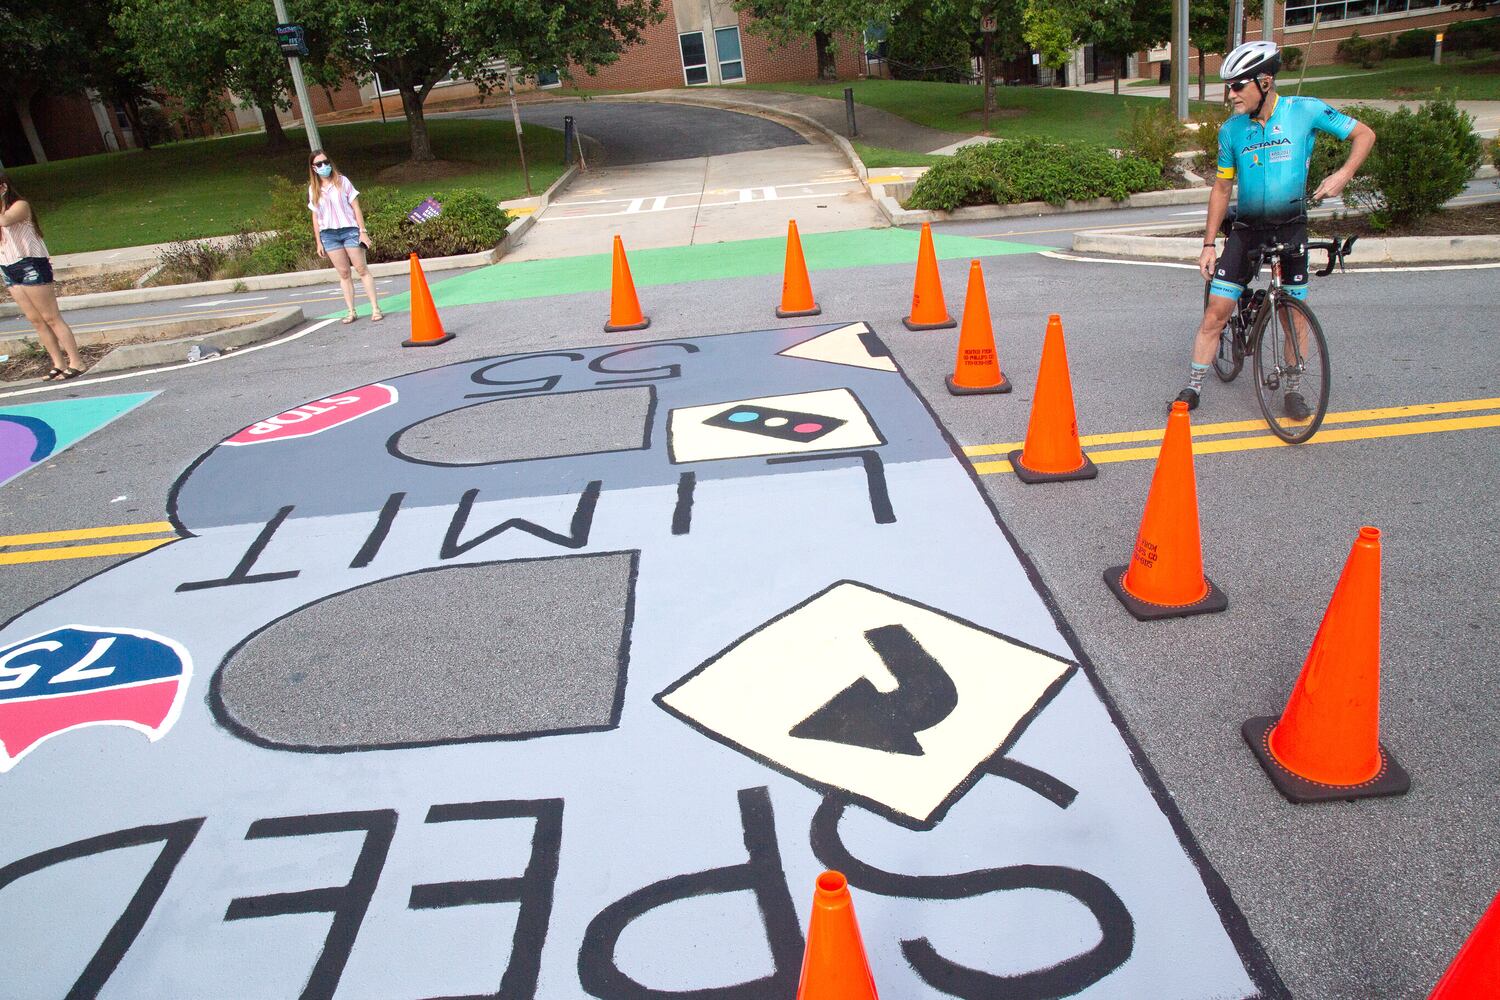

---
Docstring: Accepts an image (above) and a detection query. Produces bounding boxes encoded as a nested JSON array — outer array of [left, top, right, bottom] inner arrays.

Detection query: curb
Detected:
[[876, 184, 1213, 226], [0, 165, 581, 318], [88, 307, 307, 374], [1072, 230, 1500, 264]]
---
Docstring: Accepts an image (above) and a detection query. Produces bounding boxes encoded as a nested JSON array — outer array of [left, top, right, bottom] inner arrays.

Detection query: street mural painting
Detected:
[[0, 392, 156, 487], [0, 325, 1285, 998]]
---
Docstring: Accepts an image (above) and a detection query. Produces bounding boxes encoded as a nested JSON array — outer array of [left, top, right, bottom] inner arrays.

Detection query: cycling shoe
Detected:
[[1284, 391, 1312, 421], [1170, 388, 1199, 412]]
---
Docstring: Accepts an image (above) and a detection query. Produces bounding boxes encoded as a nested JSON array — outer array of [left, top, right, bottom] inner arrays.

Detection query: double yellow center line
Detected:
[[0, 522, 177, 566], [966, 396, 1500, 475]]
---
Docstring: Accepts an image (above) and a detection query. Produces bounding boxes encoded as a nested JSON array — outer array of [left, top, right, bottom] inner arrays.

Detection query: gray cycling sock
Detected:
[[1186, 362, 1210, 395]]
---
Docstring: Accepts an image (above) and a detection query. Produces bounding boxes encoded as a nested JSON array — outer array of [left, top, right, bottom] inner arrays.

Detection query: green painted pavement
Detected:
[[335, 228, 1040, 317], [0, 392, 157, 453]]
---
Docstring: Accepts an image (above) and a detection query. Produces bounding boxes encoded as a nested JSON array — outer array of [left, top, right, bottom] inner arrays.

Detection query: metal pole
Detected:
[[1434, 32, 1444, 65], [1173, 0, 1189, 121], [844, 87, 857, 137], [564, 115, 576, 165], [1228, 0, 1245, 55], [983, 33, 992, 135], [272, 0, 321, 151], [1262, 0, 1274, 41], [507, 69, 532, 196]]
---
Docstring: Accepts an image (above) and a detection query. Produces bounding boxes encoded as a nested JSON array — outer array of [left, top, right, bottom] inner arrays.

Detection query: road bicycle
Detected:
[[1203, 231, 1356, 444]]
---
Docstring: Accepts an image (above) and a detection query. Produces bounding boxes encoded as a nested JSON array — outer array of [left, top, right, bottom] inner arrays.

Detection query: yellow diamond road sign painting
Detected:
[[658, 581, 1075, 825]]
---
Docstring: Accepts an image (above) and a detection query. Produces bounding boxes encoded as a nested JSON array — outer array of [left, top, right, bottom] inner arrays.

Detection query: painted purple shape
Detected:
[[0, 418, 42, 484]]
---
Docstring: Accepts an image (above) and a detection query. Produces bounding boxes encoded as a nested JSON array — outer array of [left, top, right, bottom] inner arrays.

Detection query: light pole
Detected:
[[272, 0, 322, 152], [1263, 0, 1275, 42], [1173, 0, 1189, 121]]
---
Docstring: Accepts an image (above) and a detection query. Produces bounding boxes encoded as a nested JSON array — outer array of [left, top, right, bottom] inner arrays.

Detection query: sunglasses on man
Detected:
[[1228, 79, 1257, 93]]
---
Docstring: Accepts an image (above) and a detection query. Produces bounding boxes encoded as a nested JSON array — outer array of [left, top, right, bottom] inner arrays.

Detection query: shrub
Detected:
[[1312, 97, 1483, 228], [1118, 102, 1187, 176], [906, 138, 1164, 211], [1391, 28, 1437, 59], [886, 2, 972, 83], [1336, 31, 1391, 69], [1447, 17, 1500, 58], [1281, 46, 1304, 71], [1191, 102, 1233, 180]]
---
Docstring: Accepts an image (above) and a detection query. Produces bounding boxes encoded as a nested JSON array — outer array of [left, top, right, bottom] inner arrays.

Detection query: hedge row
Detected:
[[906, 138, 1164, 212]]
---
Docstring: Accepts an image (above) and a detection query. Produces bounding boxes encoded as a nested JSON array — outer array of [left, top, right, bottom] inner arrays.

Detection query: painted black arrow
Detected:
[[788, 624, 958, 755]]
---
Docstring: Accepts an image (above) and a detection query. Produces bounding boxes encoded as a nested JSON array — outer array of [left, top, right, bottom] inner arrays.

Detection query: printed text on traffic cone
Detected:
[[402, 253, 454, 347], [1429, 891, 1500, 1000], [797, 871, 879, 1000], [605, 235, 650, 332], [1242, 526, 1411, 803], [946, 260, 1010, 395], [1009, 314, 1097, 483], [904, 222, 955, 330], [777, 220, 821, 318], [1104, 400, 1227, 619]]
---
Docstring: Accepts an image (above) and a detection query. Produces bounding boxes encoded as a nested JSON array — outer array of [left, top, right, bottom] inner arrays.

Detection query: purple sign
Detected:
[[407, 197, 442, 225]]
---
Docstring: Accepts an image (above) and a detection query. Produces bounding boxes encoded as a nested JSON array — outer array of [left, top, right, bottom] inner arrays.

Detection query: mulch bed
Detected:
[[0, 341, 119, 382], [1310, 200, 1500, 239]]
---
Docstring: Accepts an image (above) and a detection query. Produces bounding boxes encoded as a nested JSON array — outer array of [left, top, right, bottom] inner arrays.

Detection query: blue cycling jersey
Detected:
[[1217, 94, 1358, 223]]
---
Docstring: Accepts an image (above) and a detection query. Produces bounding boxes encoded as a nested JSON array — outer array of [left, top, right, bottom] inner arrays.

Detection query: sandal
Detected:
[[61, 367, 84, 380], [370, 310, 385, 322], [341, 311, 357, 325], [43, 367, 66, 381]]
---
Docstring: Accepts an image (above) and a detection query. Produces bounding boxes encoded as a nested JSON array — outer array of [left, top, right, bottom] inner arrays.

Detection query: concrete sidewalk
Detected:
[[640, 87, 969, 155]]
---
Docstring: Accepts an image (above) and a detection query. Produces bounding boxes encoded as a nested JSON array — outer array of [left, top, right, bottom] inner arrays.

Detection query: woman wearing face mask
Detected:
[[0, 174, 85, 380], [307, 151, 383, 324]]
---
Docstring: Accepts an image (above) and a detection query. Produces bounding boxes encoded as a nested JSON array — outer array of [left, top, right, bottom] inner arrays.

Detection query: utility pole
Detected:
[[1171, 0, 1189, 121], [982, 12, 997, 136], [1263, 0, 1275, 41], [1228, 0, 1245, 55], [506, 68, 532, 196], [272, 0, 322, 152]]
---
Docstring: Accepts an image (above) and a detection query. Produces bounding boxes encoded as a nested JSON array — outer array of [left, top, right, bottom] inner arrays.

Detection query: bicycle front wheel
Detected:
[[1252, 294, 1330, 443], [1204, 282, 1244, 382]]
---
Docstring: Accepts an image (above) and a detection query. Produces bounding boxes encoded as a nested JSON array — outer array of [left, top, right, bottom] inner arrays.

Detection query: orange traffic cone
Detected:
[[1104, 400, 1227, 619], [1430, 891, 1500, 1000], [604, 235, 650, 332], [776, 220, 821, 318], [1009, 314, 1097, 483], [797, 871, 879, 1000], [903, 223, 955, 331], [402, 253, 453, 347], [946, 260, 1010, 395], [1242, 526, 1410, 803]]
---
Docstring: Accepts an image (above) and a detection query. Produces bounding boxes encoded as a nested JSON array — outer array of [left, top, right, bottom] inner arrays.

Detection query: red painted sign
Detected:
[[222, 383, 398, 446]]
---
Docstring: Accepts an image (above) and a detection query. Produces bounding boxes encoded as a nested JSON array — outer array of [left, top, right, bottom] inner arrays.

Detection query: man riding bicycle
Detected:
[[1177, 40, 1375, 417]]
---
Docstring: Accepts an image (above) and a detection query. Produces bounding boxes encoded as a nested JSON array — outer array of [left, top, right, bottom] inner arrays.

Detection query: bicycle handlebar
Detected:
[[1308, 236, 1358, 276]]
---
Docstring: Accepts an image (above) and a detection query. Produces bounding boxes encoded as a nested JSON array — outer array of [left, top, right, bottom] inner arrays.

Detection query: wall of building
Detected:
[[26, 94, 109, 161]]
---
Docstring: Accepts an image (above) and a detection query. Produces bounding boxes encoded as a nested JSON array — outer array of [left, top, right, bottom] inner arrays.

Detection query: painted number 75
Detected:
[[0, 636, 118, 691]]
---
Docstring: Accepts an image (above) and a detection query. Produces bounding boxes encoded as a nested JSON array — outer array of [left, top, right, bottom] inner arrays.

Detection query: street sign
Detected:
[[274, 23, 309, 58], [407, 197, 443, 225], [981, 14, 998, 33]]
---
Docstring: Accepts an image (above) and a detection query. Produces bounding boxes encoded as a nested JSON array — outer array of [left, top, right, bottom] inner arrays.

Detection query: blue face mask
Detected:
[[314, 163, 333, 177]]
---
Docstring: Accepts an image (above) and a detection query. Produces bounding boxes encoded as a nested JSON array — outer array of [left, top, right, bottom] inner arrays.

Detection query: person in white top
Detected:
[[0, 175, 85, 380], [307, 151, 383, 324]]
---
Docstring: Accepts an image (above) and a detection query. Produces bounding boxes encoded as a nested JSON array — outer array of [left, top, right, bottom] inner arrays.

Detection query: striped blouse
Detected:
[[0, 217, 49, 265], [307, 175, 361, 232]]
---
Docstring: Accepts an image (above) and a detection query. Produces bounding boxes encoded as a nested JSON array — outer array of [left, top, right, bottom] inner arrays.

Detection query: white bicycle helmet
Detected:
[[1220, 40, 1281, 82]]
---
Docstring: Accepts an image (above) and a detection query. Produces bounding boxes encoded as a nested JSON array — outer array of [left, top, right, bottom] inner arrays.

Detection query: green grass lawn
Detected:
[[741, 79, 1213, 145], [1296, 54, 1500, 100], [1128, 61, 1369, 87], [851, 143, 952, 168], [6, 119, 566, 255]]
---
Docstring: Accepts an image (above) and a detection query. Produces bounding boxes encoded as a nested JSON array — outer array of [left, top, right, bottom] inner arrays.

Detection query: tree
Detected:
[[78, 3, 163, 150], [1022, 0, 1081, 81], [736, 0, 899, 80], [307, 0, 662, 164], [1080, 0, 1168, 94], [1189, 0, 1233, 103], [0, 4, 86, 164]]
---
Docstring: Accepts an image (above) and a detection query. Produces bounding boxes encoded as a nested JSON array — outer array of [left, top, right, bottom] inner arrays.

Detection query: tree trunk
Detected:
[[1198, 50, 1206, 103], [814, 30, 837, 81], [14, 95, 47, 165], [259, 102, 289, 150], [123, 95, 152, 150], [1113, 54, 1121, 95], [399, 87, 435, 162]]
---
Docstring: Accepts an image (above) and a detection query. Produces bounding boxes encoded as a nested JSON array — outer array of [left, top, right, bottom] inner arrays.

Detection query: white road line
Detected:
[[543, 188, 863, 222], [1039, 249, 1500, 272], [181, 296, 269, 308], [625, 198, 646, 214], [651, 196, 668, 211], [0, 318, 340, 401]]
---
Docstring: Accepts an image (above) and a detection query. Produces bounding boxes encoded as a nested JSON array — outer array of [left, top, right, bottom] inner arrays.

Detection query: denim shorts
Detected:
[[319, 227, 363, 252], [1, 257, 54, 287]]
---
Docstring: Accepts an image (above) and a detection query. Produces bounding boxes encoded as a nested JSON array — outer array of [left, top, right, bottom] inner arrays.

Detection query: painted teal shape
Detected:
[[337, 227, 1041, 317], [0, 392, 157, 487]]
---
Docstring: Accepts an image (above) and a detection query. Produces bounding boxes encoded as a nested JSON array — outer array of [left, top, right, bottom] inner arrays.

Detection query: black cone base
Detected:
[[1104, 565, 1228, 621], [946, 373, 1011, 396], [604, 317, 651, 333], [402, 333, 454, 348], [903, 315, 956, 331], [1241, 716, 1411, 804], [1008, 448, 1099, 484], [776, 304, 821, 318]]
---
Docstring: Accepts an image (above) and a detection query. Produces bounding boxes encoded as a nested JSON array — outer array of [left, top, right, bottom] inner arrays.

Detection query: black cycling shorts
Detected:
[[1210, 221, 1309, 302]]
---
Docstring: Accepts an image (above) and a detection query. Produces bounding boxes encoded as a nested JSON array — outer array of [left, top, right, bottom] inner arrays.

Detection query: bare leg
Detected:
[[10, 284, 67, 370], [28, 283, 84, 369], [345, 244, 382, 318], [1193, 295, 1237, 367], [327, 247, 355, 317]]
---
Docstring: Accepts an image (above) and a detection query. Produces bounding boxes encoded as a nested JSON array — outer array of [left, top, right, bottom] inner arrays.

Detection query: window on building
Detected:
[[680, 32, 710, 85], [1286, 0, 1442, 26], [535, 68, 562, 89], [715, 26, 746, 82]]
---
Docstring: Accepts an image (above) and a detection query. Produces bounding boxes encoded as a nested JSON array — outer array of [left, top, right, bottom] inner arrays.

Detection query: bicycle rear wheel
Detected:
[[1204, 282, 1244, 382], [1252, 294, 1329, 443]]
